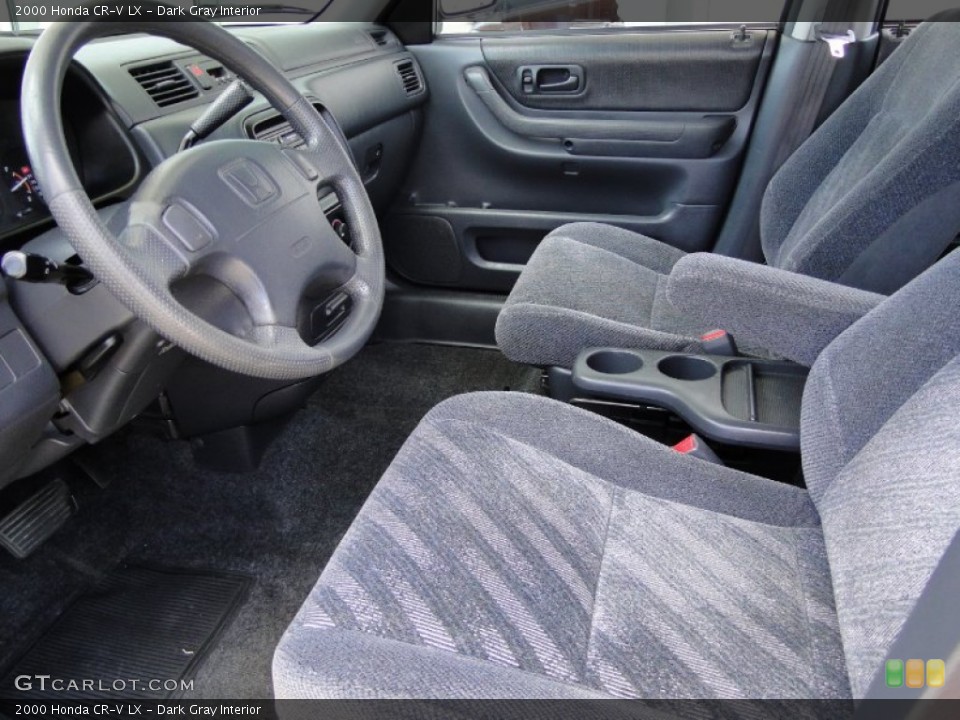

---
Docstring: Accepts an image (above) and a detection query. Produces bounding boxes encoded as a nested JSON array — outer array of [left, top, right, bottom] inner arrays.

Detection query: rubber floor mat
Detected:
[[1, 566, 250, 699]]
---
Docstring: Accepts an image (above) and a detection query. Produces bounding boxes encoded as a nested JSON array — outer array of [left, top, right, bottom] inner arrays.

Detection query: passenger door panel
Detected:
[[385, 29, 775, 293]]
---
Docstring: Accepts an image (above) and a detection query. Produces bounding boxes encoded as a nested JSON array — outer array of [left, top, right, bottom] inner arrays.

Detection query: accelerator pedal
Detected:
[[0, 479, 76, 559]]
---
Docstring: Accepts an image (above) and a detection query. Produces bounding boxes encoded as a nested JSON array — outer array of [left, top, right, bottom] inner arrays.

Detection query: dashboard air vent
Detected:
[[396, 61, 423, 96], [248, 103, 330, 149], [250, 114, 304, 148], [130, 62, 199, 108], [369, 30, 389, 46]]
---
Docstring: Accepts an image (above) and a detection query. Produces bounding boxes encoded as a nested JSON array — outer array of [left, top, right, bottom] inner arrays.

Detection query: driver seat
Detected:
[[273, 248, 960, 699]]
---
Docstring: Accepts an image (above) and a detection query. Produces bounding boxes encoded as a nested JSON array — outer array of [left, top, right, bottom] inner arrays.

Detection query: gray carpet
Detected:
[[0, 342, 541, 699]]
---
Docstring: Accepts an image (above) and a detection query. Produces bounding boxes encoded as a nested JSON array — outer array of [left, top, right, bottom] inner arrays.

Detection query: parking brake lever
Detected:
[[1, 251, 96, 295], [179, 79, 254, 151]]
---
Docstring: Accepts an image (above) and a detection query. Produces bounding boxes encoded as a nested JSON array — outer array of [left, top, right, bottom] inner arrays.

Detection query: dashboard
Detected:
[[0, 22, 429, 489]]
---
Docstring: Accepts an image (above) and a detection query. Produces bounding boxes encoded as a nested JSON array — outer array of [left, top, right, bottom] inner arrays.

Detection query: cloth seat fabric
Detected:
[[494, 223, 711, 369], [274, 393, 848, 699], [275, 247, 960, 699]]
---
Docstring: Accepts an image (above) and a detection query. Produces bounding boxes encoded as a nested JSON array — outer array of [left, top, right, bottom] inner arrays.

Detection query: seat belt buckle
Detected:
[[816, 27, 856, 59], [672, 434, 723, 465], [700, 329, 738, 357]]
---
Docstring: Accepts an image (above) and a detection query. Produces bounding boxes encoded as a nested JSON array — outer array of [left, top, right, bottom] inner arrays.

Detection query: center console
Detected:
[[569, 348, 808, 451]]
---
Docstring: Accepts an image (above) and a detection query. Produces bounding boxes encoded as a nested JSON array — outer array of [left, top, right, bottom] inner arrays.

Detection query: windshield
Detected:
[[0, 0, 334, 32]]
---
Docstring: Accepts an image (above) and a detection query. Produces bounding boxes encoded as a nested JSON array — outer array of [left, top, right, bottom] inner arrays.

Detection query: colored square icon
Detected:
[[906, 659, 925, 688], [927, 660, 945, 688], [886, 659, 904, 687]]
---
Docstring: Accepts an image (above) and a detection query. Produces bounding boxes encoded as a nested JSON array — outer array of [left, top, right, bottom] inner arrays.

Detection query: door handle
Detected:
[[519, 65, 584, 95], [538, 75, 581, 92]]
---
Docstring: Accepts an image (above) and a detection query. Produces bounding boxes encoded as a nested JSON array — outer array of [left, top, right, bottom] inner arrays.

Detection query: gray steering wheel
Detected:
[[21, 21, 384, 381]]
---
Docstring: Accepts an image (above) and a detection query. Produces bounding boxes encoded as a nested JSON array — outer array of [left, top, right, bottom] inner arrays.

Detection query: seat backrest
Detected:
[[760, 15, 960, 295], [802, 247, 960, 697]]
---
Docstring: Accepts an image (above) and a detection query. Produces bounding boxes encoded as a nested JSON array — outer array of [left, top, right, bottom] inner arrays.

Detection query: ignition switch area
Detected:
[[319, 190, 353, 249]]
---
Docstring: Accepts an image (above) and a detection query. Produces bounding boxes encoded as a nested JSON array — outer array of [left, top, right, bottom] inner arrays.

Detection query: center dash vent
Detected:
[[396, 61, 424, 96], [130, 61, 199, 108], [248, 103, 329, 149], [249, 113, 304, 148]]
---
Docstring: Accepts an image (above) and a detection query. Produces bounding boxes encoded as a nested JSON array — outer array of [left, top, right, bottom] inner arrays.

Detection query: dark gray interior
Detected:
[[1, 0, 958, 703], [276, 243, 960, 701]]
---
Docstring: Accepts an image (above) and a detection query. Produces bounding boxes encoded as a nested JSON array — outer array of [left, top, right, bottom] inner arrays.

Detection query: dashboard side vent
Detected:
[[129, 61, 199, 108], [369, 30, 389, 46], [396, 61, 424, 96]]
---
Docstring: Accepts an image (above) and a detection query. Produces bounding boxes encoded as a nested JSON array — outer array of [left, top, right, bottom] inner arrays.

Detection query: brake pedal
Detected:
[[0, 479, 76, 559]]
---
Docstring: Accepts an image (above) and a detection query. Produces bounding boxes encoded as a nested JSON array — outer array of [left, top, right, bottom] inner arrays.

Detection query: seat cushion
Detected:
[[495, 223, 708, 367], [274, 393, 850, 699]]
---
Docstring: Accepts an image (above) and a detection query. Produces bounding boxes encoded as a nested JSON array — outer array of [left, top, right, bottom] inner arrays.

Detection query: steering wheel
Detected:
[[21, 21, 384, 381]]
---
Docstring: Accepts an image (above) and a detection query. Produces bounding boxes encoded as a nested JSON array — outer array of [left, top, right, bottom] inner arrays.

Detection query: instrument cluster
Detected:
[[0, 56, 141, 247], [0, 150, 46, 232]]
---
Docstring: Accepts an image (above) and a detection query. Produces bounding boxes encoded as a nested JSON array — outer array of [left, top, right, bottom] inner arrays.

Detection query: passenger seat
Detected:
[[496, 13, 960, 369]]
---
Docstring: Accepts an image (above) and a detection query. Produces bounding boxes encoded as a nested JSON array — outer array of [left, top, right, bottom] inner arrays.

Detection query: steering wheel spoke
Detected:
[[116, 222, 193, 288]]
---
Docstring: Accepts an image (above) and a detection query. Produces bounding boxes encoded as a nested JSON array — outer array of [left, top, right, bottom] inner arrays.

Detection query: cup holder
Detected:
[[658, 355, 717, 381], [585, 350, 644, 375]]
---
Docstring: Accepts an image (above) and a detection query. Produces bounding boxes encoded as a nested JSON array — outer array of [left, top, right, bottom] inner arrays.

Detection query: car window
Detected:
[[437, 0, 788, 34], [885, 0, 960, 22]]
